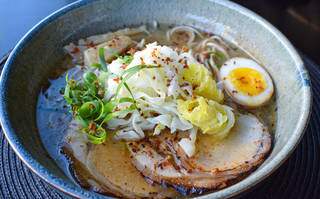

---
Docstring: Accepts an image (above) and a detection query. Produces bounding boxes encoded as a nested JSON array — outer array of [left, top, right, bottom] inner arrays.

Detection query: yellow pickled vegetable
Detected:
[[177, 96, 235, 139], [182, 64, 223, 102]]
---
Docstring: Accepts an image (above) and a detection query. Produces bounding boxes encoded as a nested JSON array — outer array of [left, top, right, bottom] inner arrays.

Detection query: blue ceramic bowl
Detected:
[[0, 0, 311, 198]]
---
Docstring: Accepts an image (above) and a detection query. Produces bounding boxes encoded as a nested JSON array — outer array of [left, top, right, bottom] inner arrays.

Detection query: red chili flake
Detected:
[[120, 65, 127, 69], [181, 46, 189, 52], [172, 41, 178, 45], [127, 47, 137, 55], [86, 41, 95, 48], [179, 59, 188, 68], [203, 31, 214, 37], [70, 47, 80, 54], [113, 77, 120, 83], [140, 57, 145, 65], [238, 76, 249, 84], [108, 39, 117, 47], [88, 122, 97, 131], [151, 49, 158, 58], [164, 57, 172, 64], [203, 52, 210, 59]]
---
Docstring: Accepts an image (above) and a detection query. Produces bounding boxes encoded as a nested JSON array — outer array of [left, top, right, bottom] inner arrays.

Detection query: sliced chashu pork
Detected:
[[85, 140, 178, 198], [127, 114, 271, 195], [64, 121, 178, 198]]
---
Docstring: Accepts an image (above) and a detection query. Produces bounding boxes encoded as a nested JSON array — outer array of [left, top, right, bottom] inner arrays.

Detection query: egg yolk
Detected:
[[228, 68, 267, 96]]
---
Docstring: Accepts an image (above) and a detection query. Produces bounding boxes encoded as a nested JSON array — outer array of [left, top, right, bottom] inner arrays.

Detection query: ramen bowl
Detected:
[[0, 0, 311, 198]]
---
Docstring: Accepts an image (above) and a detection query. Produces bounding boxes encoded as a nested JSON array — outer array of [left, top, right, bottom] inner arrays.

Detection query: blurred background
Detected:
[[1, 0, 319, 63]]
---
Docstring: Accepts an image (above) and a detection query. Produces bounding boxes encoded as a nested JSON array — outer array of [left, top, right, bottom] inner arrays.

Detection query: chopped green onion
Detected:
[[112, 52, 120, 58], [104, 101, 116, 113], [75, 115, 89, 127], [119, 55, 133, 65], [99, 113, 114, 127], [210, 50, 226, 68], [82, 95, 94, 103], [87, 127, 107, 144], [65, 72, 69, 82], [78, 100, 100, 119], [95, 100, 116, 121], [98, 48, 108, 71], [94, 98, 106, 121], [112, 104, 136, 117], [99, 104, 136, 126], [83, 72, 97, 85], [118, 97, 135, 103], [64, 84, 72, 104], [119, 65, 145, 76], [98, 71, 109, 84], [63, 73, 73, 104], [123, 82, 136, 105], [91, 63, 102, 69]]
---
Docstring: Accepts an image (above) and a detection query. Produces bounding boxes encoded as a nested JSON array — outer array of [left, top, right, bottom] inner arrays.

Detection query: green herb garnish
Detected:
[[84, 122, 107, 144], [64, 53, 158, 144], [98, 47, 108, 71], [64, 70, 112, 144], [119, 55, 133, 65], [210, 50, 226, 68], [91, 63, 102, 69]]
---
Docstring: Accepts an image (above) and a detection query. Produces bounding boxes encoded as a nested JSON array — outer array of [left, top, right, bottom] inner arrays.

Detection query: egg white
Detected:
[[220, 57, 274, 108]]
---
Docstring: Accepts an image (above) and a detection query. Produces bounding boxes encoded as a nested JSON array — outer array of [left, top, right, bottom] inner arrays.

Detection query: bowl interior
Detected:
[[0, 0, 311, 198]]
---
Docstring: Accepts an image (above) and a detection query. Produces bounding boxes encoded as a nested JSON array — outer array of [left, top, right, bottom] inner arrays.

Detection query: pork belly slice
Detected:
[[85, 139, 179, 198], [127, 114, 271, 195]]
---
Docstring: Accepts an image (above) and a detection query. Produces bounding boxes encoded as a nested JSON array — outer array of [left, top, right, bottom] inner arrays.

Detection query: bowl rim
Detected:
[[0, 0, 312, 198]]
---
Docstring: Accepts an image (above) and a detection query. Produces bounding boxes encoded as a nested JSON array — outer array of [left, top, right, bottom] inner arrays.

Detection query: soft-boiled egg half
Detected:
[[220, 57, 274, 108]]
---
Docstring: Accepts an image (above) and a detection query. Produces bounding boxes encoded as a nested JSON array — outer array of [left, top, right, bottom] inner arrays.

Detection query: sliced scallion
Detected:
[[98, 48, 108, 72]]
